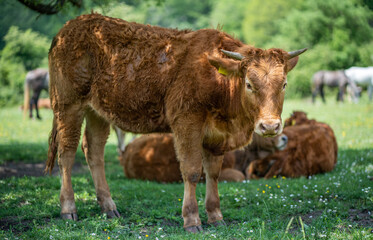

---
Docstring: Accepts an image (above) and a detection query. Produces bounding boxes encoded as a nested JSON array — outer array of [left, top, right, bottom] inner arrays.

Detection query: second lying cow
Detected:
[[246, 111, 338, 179]]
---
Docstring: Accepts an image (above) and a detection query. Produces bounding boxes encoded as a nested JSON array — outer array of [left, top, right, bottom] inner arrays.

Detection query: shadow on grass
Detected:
[[0, 142, 119, 164], [0, 141, 119, 179]]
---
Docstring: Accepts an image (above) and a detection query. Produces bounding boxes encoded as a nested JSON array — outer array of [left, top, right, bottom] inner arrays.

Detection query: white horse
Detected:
[[344, 67, 373, 101]]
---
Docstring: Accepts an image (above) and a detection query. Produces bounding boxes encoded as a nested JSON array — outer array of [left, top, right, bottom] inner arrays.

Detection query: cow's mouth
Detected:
[[254, 119, 282, 137]]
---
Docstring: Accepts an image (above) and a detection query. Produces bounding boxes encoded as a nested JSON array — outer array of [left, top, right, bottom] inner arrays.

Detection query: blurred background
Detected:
[[0, 0, 372, 107]]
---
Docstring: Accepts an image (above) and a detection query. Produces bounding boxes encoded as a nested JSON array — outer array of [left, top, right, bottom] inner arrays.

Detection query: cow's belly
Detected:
[[89, 87, 171, 133]]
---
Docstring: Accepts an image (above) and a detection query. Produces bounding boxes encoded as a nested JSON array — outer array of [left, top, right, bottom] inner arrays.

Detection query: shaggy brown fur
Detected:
[[46, 13, 304, 231], [247, 111, 338, 179]]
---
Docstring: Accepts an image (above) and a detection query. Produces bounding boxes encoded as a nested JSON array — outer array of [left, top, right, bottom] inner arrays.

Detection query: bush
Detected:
[[0, 26, 50, 107], [268, 0, 373, 98]]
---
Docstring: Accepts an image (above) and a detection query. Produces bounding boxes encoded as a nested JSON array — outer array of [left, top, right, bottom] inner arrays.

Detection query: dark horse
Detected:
[[23, 68, 49, 119], [311, 70, 359, 103]]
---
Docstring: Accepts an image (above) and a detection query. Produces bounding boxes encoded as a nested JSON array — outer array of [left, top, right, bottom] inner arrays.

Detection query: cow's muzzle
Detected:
[[255, 119, 282, 137]]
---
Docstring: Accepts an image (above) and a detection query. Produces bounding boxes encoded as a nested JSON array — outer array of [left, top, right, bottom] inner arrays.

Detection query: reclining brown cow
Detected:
[[119, 133, 287, 183], [246, 111, 338, 179], [46, 13, 306, 232]]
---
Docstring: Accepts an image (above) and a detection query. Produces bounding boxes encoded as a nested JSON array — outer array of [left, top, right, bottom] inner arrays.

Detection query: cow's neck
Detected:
[[202, 110, 255, 155]]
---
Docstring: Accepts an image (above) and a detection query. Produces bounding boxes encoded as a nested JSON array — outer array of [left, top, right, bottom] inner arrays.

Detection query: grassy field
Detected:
[[0, 96, 372, 239]]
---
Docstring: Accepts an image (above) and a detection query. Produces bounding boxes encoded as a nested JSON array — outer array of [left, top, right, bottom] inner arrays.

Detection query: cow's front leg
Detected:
[[172, 116, 204, 233], [179, 158, 203, 232], [202, 151, 225, 227]]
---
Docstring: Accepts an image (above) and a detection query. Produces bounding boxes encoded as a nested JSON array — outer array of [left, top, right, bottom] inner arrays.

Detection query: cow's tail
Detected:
[[23, 81, 30, 119], [45, 116, 58, 174]]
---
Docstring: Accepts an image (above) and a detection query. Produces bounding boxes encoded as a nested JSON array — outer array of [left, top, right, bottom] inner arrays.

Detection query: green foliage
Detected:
[[0, 26, 50, 107], [209, 0, 247, 40], [269, 0, 373, 98], [241, 0, 303, 47], [145, 0, 213, 30], [95, 2, 147, 23]]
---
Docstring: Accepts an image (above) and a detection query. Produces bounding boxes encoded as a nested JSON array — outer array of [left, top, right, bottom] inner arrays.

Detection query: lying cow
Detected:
[[120, 132, 287, 183], [247, 111, 338, 179], [45, 13, 306, 232]]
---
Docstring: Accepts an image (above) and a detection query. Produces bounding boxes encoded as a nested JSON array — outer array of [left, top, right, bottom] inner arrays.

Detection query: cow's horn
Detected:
[[288, 48, 307, 59], [221, 49, 244, 60]]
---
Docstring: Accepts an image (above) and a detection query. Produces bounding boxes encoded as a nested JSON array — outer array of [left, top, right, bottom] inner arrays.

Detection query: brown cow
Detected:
[[120, 132, 287, 183], [247, 111, 338, 179], [45, 13, 306, 232]]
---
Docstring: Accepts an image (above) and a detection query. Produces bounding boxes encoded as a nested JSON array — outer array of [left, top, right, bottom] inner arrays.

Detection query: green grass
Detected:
[[0, 96, 372, 239]]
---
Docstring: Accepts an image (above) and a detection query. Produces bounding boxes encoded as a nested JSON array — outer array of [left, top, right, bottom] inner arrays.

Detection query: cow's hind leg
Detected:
[[82, 109, 120, 218], [203, 151, 225, 227], [56, 104, 85, 220]]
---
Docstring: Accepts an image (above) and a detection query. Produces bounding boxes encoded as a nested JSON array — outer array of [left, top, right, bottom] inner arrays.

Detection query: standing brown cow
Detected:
[[46, 13, 306, 232]]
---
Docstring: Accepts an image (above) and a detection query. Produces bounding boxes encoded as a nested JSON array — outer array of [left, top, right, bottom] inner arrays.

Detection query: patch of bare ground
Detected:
[[290, 209, 372, 234], [0, 216, 51, 233], [0, 162, 87, 179], [348, 209, 372, 230]]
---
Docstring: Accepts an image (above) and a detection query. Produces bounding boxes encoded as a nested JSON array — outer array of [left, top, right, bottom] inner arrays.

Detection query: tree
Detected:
[[0, 27, 50, 106], [268, 0, 373, 98], [209, 0, 247, 40], [145, 0, 213, 30], [17, 0, 82, 15], [241, 0, 302, 47]]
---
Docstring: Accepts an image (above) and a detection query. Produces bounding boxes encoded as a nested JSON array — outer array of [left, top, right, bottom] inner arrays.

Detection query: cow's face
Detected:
[[208, 48, 306, 137]]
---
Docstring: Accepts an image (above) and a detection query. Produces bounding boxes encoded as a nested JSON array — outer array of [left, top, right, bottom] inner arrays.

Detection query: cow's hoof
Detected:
[[184, 225, 203, 233], [210, 220, 226, 227], [61, 213, 78, 221], [105, 210, 121, 218]]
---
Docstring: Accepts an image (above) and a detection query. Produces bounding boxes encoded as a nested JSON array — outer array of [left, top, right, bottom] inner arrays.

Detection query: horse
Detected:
[[23, 68, 49, 120], [344, 67, 373, 101], [311, 70, 360, 103]]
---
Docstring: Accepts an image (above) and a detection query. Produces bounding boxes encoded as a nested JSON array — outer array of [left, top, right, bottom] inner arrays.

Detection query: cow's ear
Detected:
[[207, 55, 240, 76], [286, 56, 299, 72]]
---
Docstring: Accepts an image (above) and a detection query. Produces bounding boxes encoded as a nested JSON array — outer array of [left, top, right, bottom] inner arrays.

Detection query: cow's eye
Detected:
[[245, 76, 253, 92], [283, 82, 287, 90]]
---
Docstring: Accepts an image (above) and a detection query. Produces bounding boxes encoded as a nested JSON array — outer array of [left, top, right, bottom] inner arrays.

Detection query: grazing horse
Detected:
[[344, 67, 373, 101], [46, 13, 305, 232], [311, 70, 359, 103], [23, 68, 49, 119]]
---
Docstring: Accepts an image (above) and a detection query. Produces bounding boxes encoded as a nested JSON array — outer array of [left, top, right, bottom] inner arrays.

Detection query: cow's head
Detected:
[[208, 47, 306, 137]]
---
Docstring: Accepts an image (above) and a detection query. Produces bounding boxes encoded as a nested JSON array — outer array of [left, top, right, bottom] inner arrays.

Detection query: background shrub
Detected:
[[0, 26, 50, 107]]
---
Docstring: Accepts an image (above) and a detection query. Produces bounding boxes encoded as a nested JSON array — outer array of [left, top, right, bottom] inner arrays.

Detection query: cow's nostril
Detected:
[[275, 123, 280, 131], [260, 123, 266, 131], [281, 135, 288, 142]]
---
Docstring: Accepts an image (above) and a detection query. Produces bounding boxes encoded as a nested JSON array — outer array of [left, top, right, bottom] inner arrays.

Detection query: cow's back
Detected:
[[49, 14, 186, 132], [49, 13, 243, 134]]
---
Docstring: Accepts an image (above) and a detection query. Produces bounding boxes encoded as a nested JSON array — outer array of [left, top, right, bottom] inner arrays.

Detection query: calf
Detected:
[[46, 13, 305, 232], [247, 112, 338, 179]]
